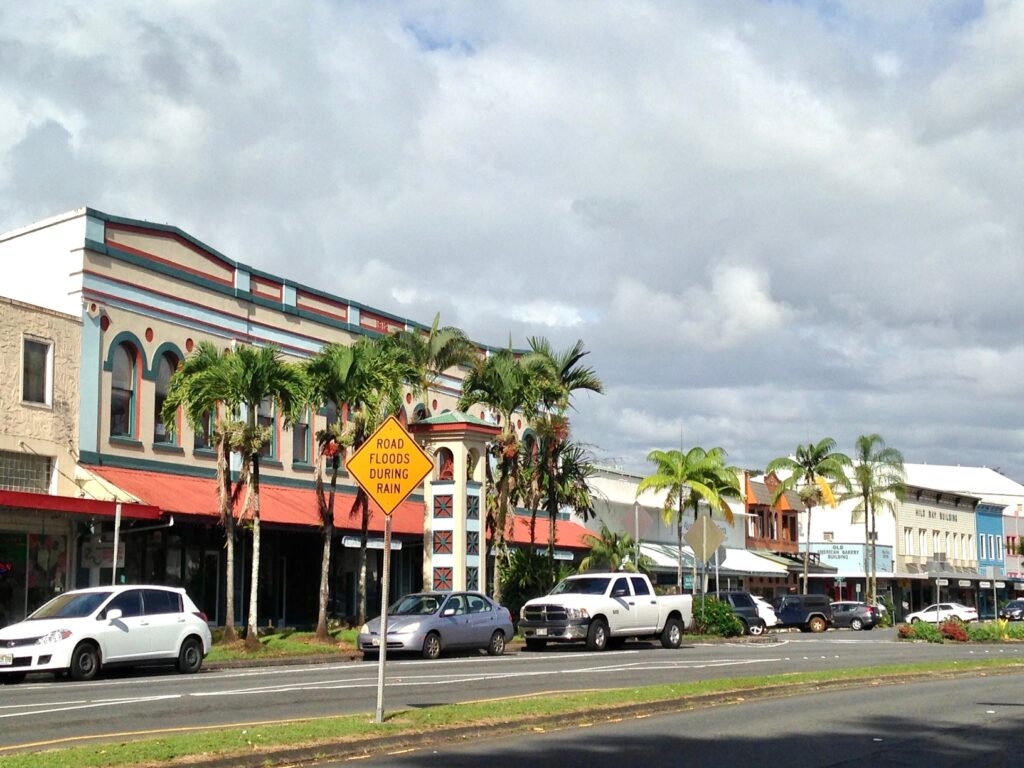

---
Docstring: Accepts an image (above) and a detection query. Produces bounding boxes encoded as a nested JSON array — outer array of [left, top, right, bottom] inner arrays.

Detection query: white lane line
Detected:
[[0, 694, 181, 720], [0, 699, 89, 711]]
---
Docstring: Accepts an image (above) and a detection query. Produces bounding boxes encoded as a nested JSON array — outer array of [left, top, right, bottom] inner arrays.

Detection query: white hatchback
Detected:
[[0, 585, 212, 684]]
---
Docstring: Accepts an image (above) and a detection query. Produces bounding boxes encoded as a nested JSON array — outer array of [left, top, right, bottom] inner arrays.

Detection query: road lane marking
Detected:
[[0, 694, 181, 720]]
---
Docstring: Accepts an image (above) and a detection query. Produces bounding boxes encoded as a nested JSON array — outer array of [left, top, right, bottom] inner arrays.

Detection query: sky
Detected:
[[2, 1, 1022, 481]]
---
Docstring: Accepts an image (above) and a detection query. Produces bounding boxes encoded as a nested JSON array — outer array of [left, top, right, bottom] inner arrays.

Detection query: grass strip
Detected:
[[205, 629, 359, 662], [6, 657, 1023, 768]]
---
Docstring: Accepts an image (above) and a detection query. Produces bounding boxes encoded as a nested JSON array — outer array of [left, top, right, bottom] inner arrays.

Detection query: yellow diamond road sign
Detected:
[[346, 415, 433, 516]]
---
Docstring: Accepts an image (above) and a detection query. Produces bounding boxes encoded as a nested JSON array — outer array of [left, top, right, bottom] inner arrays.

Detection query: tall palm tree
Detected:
[[458, 347, 546, 603], [303, 343, 363, 643], [161, 341, 245, 643], [637, 447, 739, 594], [526, 338, 604, 581], [392, 313, 477, 407], [841, 434, 905, 603], [766, 438, 851, 595], [345, 334, 416, 626], [208, 345, 307, 649]]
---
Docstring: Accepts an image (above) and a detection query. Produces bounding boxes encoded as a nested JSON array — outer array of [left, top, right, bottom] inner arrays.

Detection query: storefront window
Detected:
[[0, 533, 27, 625], [26, 534, 67, 613]]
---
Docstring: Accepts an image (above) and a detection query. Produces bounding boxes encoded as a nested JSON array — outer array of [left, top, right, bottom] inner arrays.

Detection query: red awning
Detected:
[[86, 466, 425, 536], [508, 514, 593, 550], [0, 488, 161, 520]]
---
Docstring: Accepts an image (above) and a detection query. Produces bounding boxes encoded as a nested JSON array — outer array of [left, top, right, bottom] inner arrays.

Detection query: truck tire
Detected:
[[525, 638, 547, 652], [808, 616, 827, 633], [586, 619, 609, 651], [660, 617, 683, 649]]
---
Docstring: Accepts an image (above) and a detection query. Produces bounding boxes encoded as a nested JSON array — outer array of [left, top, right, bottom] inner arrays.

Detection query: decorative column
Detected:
[[409, 413, 499, 594]]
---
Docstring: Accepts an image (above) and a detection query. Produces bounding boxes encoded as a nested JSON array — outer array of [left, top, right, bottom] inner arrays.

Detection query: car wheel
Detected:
[[661, 618, 683, 649], [1, 673, 26, 685], [524, 638, 547, 652], [808, 616, 827, 633], [487, 630, 506, 656], [177, 637, 203, 674], [911, 617, 920, 624], [850, 618, 863, 631], [748, 621, 765, 636], [70, 642, 100, 682], [421, 632, 442, 660], [586, 619, 609, 651]]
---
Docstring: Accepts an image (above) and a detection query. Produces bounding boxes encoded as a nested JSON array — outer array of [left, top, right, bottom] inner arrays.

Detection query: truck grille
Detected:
[[523, 604, 568, 623]]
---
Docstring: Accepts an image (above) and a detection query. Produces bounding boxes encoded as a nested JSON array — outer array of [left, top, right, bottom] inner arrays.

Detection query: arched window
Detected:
[[110, 343, 137, 437], [153, 352, 179, 444], [413, 403, 429, 422]]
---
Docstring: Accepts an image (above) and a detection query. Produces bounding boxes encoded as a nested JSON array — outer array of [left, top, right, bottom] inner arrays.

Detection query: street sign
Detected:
[[980, 581, 991, 588], [935, 578, 949, 586], [346, 415, 434, 515], [684, 514, 725, 563]]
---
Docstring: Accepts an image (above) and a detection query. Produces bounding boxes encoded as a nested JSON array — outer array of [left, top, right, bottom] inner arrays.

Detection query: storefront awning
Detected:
[[639, 543, 789, 577], [0, 488, 160, 520]]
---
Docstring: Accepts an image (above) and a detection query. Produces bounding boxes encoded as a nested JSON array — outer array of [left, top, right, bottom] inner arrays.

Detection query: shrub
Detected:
[[939, 619, 968, 642], [967, 622, 1004, 642], [694, 597, 743, 637], [897, 623, 913, 639], [896, 621, 943, 643]]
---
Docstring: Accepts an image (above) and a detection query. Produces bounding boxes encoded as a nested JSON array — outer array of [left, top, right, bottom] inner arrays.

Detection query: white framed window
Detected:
[[904, 527, 913, 555], [22, 336, 53, 406], [980, 534, 987, 560], [823, 531, 834, 542], [919, 529, 927, 556], [996, 536, 1003, 560], [932, 531, 940, 556]]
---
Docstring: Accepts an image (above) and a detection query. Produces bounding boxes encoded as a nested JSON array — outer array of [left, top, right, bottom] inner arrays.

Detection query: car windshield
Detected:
[[28, 591, 111, 620], [550, 577, 611, 595], [390, 594, 441, 616]]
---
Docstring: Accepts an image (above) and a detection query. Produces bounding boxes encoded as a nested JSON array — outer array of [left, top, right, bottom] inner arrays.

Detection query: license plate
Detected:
[[0, 654, 12, 666], [536, 628, 547, 637], [371, 637, 380, 647]]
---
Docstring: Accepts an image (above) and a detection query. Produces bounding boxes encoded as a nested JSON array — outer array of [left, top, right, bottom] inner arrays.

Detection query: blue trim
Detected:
[[259, 459, 284, 470], [79, 450, 218, 479], [103, 330, 150, 376], [109, 436, 143, 449], [291, 462, 315, 474], [193, 448, 217, 461], [152, 443, 185, 455]]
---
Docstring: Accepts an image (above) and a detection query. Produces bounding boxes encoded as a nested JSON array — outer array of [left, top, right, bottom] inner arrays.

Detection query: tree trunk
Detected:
[[314, 455, 339, 643], [356, 490, 369, 627], [244, 449, 262, 651], [492, 474, 508, 604], [803, 505, 812, 595], [676, 498, 686, 595], [217, 434, 237, 643], [868, 502, 876, 603], [547, 466, 557, 586]]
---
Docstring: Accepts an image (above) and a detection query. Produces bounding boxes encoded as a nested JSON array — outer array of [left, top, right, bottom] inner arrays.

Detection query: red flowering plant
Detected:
[[939, 619, 968, 642]]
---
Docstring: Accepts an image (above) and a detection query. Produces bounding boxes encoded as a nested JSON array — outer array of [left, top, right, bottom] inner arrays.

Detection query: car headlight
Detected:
[[36, 629, 72, 645], [565, 608, 589, 620], [359, 623, 369, 634]]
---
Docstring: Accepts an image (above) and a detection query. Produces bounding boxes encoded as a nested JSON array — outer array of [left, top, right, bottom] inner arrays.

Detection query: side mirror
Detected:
[[442, 608, 455, 617], [612, 588, 629, 598], [106, 608, 123, 622]]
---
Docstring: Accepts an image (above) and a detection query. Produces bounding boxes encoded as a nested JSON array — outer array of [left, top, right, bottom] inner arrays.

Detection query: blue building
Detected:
[[976, 501, 1008, 618]]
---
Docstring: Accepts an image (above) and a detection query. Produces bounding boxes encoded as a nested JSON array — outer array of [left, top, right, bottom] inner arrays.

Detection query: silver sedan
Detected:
[[358, 591, 515, 660]]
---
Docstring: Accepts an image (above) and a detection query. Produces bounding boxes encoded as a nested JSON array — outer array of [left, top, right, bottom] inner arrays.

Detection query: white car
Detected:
[[905, 603, 978, 624], [0, 585, 212, 683], [752, 595, 779, 627]]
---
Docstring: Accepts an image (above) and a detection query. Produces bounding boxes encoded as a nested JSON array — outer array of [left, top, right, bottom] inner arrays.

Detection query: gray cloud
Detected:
[[1, 0, 1021, 480]]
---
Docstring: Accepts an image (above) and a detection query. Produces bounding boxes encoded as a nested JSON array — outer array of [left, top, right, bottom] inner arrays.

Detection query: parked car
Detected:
[[713, 591, 767, 636], [0, 585, 212, 684], [519, 573, 693, 651], [998, 600, 1024, 621], [830, 601, 879, 631], [359, 591, 514, 660], [773, 594, 832, 633], [905, 603, 979, 624], [752, 595, 779, 628]]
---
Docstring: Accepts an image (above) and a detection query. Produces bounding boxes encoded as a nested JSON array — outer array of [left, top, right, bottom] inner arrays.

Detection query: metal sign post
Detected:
[[374, 515, 392, 724], [111, 502, 122, 586]]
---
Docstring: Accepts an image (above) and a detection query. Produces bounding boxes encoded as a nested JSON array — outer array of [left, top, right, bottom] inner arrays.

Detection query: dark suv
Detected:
[[714, 591, 767, 636], [773, 594, 832, 633]]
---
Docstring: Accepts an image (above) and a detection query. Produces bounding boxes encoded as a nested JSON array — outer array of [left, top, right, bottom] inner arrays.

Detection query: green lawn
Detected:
[[205, 628, 359, 662]]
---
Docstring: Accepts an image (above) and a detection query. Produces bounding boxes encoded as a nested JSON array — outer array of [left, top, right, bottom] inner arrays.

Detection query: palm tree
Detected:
[[636, 447, 739, 594], [211, 345, 307, 649], [345, 334, 416, 625], [579, 523, 651, 573], [841, 434, 905, 604], [766, 438, 851, 595], [458, 347, 546, 603], [392, 313, 477, 407], [526, 338, 603, 581], [304, 343, 362, 643], [161, 342, 245, 643]]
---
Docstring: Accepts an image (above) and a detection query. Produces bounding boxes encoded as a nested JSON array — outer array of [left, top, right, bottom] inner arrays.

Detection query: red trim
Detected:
[[407, 422, 501, 437], [0, 489, 161, 520], [360, 310, 403, 334], [297, 290, 349, 322], [105, 224, 234, 287]]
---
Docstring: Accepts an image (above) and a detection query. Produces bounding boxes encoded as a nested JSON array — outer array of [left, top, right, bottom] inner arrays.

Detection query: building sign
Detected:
[[80, 541, 125, 569], [809, 542, 893, 575]]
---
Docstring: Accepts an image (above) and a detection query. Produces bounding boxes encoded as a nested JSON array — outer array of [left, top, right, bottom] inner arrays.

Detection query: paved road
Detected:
[[1, 629, 1021, 754], [353, 673, 1024, 767]]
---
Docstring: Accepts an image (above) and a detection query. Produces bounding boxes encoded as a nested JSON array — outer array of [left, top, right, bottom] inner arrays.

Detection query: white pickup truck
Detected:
[[518, 572, 693, 651]]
